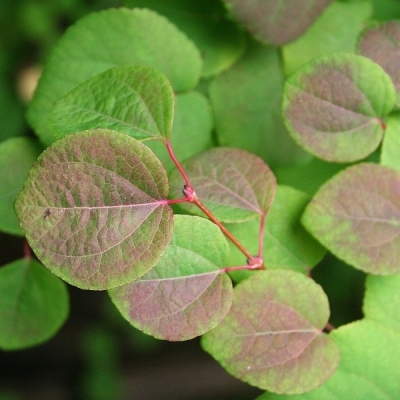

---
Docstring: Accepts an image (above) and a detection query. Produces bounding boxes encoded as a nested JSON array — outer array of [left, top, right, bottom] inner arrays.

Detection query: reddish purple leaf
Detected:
[[302, 163, 400, 275], [15, 129, 174, 290], [169, 147, 277, 222], [202, 270, 339, 394], [109, 215, 232, 341], [222, 0, 333, 45]]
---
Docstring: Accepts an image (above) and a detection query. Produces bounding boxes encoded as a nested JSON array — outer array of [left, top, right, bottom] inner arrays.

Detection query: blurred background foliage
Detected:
[[1, 0, 392, 398]]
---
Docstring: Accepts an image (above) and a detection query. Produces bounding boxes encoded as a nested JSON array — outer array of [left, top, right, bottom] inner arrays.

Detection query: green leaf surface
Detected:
[[27, 8, 202, 145], [109, 215, 232, 341], [257, 320, 400, 400], [169, 147, 277, 222], [122, 0, 246, 77], [226, 186, 326, 282], [283, 1, 372, 76], [145, 91, 214, 173], [0, 137, 43, 235], [222, 0, 333, 46], [0, 258, 69, 350], [202, 270, 339, 394], [358, 20, 400, 106], [364, 273, 400, 331], [381, 114, 400, 172], [48, 65, 174, 141], [371, 0, 400, 21], [14, 129, 174, 290], [302, 163, 400, 275], [210, 40, 309, 168], [283, 53, 395, 162]]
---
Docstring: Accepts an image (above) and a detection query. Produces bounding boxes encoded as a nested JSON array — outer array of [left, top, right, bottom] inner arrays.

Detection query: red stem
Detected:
[[165, 141, 191, 187], [23, 239, 32, 260]]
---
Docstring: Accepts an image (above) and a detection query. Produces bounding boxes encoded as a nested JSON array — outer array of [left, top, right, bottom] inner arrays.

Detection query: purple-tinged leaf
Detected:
[[14, 129, 174, 290], [109, 215, 232, 341], [283, 53, 395, 162], [169, 148, 277, 222], [358, 20, 400, 105], [222, 0, 333, 45], [202, 270, 339, 394], [302, 163, 400, 275]]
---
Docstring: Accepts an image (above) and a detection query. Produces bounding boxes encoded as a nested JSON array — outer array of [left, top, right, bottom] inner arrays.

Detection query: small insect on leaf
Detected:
[[43, 208, 52, 218]]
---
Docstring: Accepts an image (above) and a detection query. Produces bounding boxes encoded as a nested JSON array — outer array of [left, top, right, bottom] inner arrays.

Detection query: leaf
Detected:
[[144, 91, 214, 173], [0, 137, 43, 235], [0, 258, 69, 350], [210, 39, 309, 168], [14, 129, 174, 290], [364, 273, 400, 331], [302, 163, 400, 275], [283, 1, 372, 76], [256, 320, 400, 400], [169, 147, 277, 222], [283, 53, 395, 162], [48, 65, 175, 141], [202, 270, 339, 394], [122, 0, 246, 77], [381, 114, 400, 172], [109, 215, 232, 341], [358, 20, 400, 106], [27, 8, 202, 145], [222, 0, 333, 46], [225, 186, 326, 282]]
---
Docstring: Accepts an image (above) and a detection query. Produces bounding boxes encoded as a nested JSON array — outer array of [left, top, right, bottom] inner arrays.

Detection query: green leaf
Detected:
[[0, 258, 69, 350], [144, 91, 214, 173], [381, 114, 400, 172], [226, 186, 326, 282], [283, 1, 372, 76], [122, 0, 246, 77], [169, 147, 277, 222], [202, 270, 339, 394], [48, 65, 175, 141], [222, 0, 333, 46], [358, 20, 400, 106], [0, 137, 43, 235], [371, 0, 400, 21], [257, 320, 400, 400], [14, 129, 174, 290], [302, 163, 400, 275], [210, 39, 309, 168], [27, 8, 202, 145], [364, 273, 400, 331], [283, 53, 395, 162], [109, 215, 232, 341]]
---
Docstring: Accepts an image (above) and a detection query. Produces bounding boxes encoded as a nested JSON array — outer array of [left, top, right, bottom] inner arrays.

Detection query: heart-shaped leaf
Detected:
[[222, 0, 333, 46], [0, 137, 43, 236], [358, 20, 400, 106], [48, 65, 175, 142], [225, 186, 326, 282], [283, 53, 395, 162], [169, 147, 277, 222], [302, 163, 400, 275], [0, 258, 69, 350], [109, 215, 232, 341], [27, 8, 202, 145], [14, 129, 174, 290], [202, 270, 339, 394]]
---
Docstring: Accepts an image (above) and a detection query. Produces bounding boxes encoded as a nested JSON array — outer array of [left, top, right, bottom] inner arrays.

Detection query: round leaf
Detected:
[[14, 129, 174, 290], [358, 20, 400, 106], [48, 65, 175, 141], [109, 215, 232, 341], [0, 137, 43, 235], [0, 258, 69, 350], [169, 147, 277, 222], [27, 8, 202, 144], [283, 53, 395, 162], [302, 163, 400, 275], [222, 0, 333, 46], [202, 270, 339, 394]]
